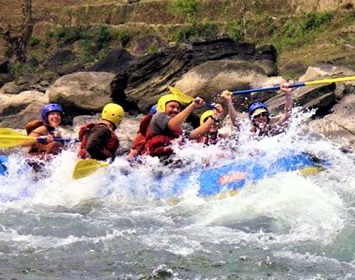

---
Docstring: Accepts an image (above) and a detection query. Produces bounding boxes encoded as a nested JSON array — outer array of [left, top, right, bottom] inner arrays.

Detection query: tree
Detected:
[[0, 0, 34, 64]]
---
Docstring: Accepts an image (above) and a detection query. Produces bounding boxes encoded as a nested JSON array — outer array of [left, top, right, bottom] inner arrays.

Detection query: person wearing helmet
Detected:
[[139, 93, 214, 161], [248, 83, 293, 137], [149, 104, 157, 115], [22, 103, 65, 173], [197, 103, 224, 145], [78, 103, 124, 161], [220, 82, 292, 138], [23, 103, 64, 155]]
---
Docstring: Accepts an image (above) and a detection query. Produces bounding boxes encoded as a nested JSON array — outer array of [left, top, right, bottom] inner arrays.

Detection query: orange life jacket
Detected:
[[78, 122, 119, 159], [24, 120, 63, 156]]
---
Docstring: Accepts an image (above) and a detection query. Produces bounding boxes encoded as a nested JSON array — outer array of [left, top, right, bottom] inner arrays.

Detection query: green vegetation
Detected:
[[116, 30, 131, 47], [271, 11, 334, 51], [224, 21, 243, 42], [9, 62, 35, 76], [47, 25, 112, 61], [0, 0, 353, 78], [175, 22, 219, 43], [170, 0, 198, 23], [49, 25, 112, 49]]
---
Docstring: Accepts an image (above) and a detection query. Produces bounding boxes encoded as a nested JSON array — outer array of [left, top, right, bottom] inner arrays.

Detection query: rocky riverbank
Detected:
[[0, 39, 354, 152]]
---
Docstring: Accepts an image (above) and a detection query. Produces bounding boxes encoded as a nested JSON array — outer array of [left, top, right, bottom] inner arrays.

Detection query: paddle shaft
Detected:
[[52, 137, 79, 143], [231, 76, 355, 95]]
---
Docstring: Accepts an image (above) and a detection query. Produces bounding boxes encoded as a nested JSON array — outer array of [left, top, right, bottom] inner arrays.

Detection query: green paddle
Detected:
[[72, 159, 109, 180]]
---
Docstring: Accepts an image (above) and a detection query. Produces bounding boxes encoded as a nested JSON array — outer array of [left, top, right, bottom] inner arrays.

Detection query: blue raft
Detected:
[[0, 155, 8, 175], [196, 152, 320, 197]]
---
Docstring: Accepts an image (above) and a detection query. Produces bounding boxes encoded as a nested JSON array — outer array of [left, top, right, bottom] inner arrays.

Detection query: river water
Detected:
[[0, 110, 354, 279]]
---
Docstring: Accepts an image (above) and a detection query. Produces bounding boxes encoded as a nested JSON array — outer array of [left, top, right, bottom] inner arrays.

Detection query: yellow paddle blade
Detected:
[[298, 166, 323, 176], [0, 128, 36, 148], [304, 76, 355, 86], [168, 86, 195, 104], [72, 159, 109, 180]]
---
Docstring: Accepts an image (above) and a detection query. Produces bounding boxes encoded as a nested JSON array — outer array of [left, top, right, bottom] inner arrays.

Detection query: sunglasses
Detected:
[[253, 112, 268, 118]]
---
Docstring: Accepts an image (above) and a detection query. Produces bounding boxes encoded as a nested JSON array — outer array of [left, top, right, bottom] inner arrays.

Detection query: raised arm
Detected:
[[168, 97, 205, 131], [275, 82, 293, 126], [221, 90, 240, 130], [189, 104, 224, 140]]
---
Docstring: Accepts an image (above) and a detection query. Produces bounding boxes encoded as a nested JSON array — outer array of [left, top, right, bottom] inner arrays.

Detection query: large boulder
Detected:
[[174, 60, 281, 113], [0, 90, 48, 128], [46, 71, 117, 123], [308, 94, 355, 151]]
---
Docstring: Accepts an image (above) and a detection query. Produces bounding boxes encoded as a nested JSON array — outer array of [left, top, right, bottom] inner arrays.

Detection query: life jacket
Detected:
[[78, 122, 119, 159], [142, 124, 182, 157], [24, 120, 63, 156], [25, 120, 45, 135], [198, 132, 219, 146], [130, 113, 153, 153]]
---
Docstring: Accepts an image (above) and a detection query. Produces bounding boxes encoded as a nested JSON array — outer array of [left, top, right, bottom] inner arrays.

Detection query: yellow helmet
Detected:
[[157, 94, 181, 113], [101, 103, 125, 128], [200, 110, 214, 125]]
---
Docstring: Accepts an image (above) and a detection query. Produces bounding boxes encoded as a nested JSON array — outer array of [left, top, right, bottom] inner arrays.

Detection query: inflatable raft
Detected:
[[197, 152, 320, 197], [0, 155, 7, 175], [164, 151, 322, 199]]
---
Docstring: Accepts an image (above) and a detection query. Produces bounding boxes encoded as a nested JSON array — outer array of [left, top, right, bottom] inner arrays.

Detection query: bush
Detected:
[[225, 21, 243, 42], [171, 0, 198, 23], [51, 26, 83, 46], [49, 25, 112, 49], [117, 31, 131, 47], [301, 12, 333, 32], [176, 22, 219, 43], [88, 25, 112, 50]]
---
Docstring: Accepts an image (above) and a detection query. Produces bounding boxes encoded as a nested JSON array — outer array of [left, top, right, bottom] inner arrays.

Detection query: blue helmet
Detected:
[[248, 102, 269, 119], [41, 103, 64, 124], [149, 104, 157, 114]]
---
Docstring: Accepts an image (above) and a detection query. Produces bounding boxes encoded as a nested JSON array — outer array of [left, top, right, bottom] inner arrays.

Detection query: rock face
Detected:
[[110, 39, 278, 113], [87, 49, 134, 73], [309, 94, 355, 151]]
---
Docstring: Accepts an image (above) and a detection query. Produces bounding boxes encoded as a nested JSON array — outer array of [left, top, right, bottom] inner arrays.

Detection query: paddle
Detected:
[[231, 76, 355, 95], [0, 128, 79, 148], [72, 159, 109, 179], [168, 86, 216, 109]]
